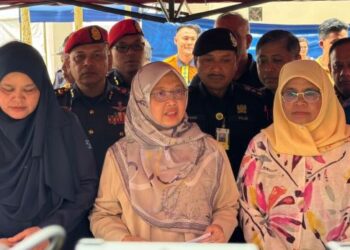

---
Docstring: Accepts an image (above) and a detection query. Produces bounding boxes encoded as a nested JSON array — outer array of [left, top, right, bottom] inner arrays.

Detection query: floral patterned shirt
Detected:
[[238, 133, 350, 250]]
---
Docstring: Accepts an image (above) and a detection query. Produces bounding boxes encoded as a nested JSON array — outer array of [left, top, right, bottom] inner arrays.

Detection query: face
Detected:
[[299, 41, 308, 59], [215, 15, 251, 57], [257, 41, 299, 92], [320, 30, 348, 58], [174, 27, 198, 57], [61, 53, 74, 83], [330, 43, 350, 98], [282, 77, 322, 125], [150, 72, 187, 127], [0, 72, 40, 120], [195, 50, 237, 97], [111, 34, 145, 79], [69, 43, 109, 90]]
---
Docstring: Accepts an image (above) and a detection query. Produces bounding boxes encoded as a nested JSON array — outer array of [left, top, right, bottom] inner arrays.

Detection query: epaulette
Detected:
[[54, 87, 70, 96], [238, 83, 264, 97]]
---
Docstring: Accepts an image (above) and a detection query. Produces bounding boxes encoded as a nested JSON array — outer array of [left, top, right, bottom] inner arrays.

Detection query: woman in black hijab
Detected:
[[0, 41, 98, 249]]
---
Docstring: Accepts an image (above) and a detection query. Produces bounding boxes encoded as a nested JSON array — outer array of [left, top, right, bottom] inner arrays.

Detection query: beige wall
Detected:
[[190, 1, 350, 24]]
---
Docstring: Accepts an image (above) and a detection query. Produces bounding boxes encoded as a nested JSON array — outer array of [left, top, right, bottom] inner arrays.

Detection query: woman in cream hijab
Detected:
[[238, 60, 350, 249], [90, 62, 239, 242]]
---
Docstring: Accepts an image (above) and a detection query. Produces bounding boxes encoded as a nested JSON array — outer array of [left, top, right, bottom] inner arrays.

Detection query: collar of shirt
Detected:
[[71, 80, 111, 103], [177, 55, 195, 67]]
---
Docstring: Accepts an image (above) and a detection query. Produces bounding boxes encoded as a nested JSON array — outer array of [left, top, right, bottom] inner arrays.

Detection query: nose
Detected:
[[210, 63, 223, 73], [83, 54, 96, 65], [341, 66, 350, 77], [295, 94, 307, 105], [12, 89, 25, 102], [262, 62, 274, 72]]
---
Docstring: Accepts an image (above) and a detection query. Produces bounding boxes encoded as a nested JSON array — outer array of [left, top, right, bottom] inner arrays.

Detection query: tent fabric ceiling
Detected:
[[0, 0, 267, 23], [0, 0, 238, 4]]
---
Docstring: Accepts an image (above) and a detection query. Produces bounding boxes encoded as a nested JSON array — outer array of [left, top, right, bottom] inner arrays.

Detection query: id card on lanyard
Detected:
[[215, 112, 230, 150]]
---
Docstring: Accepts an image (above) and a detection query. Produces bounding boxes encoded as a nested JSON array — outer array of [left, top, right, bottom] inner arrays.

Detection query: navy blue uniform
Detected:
[[187, 82, 271, 177], [55, 80, 129, 175], [238, 53, 263, 88], [107, 68, 131, 89], [187, 81, 271, 243]]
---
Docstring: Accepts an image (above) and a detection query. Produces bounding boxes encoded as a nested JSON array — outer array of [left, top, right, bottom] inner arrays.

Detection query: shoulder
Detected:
[[236, 83, 265, 98], [163, 54, 177, 63]]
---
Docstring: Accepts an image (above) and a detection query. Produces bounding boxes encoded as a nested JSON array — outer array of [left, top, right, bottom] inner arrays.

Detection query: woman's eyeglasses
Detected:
[[150, 88, 188, 102], [114, 43, 145, 53], [282, 89, 321, 103]]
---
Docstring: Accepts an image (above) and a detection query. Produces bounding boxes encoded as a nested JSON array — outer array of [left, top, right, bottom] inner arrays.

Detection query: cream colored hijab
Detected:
[[113, 62, 225, 234], [263, 60, 350, 156]]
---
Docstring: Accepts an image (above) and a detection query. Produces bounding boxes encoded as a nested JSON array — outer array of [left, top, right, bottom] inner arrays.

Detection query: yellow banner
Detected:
[[74, 6, 83, 31], [20, 8, 32, 45]]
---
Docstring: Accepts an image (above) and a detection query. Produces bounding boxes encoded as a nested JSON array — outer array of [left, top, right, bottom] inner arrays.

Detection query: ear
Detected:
[[319, 40, 324, 49], [246, 34, 253, 49], [194, 56, 198, 67], [174, 35, 178, 46], [107, 50, 113, 71]]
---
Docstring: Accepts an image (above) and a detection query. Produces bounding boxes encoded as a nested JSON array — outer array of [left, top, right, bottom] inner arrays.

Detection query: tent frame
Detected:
[[0, 0, 285, 23]]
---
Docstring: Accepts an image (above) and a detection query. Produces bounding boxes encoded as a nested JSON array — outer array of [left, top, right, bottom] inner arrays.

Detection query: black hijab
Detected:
[[0, 41, 78, 222]]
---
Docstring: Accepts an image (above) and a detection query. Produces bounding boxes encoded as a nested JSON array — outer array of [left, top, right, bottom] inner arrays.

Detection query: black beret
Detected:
[[193, 28, 238, 56]]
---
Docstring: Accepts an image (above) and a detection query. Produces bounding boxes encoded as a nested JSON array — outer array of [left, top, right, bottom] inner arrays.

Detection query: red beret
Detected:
[[64, 25, 108, 53], [108, 19, 144, 48]]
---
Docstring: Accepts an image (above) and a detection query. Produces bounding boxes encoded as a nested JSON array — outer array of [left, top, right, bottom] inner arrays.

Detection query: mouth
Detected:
[[164, 110, 178, 117], [292, 111, 309, 116], [9, 106, 26, 111], [263, 77, 278, 83], [340, 80, 350, 85], [208, 74, 225, 80]]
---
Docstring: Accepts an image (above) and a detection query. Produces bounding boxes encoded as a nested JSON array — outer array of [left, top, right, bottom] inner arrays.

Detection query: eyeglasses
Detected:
[[150, 88, 188, 102], [114, 43, 145, 53], [282, 89, 321, 103]]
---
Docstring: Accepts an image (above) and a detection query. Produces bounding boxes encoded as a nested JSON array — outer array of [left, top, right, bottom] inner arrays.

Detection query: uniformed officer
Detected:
[[55, 25, 128, 175], [187, 28, 270, 244], [255, 29, 301, 121], [188, 28, 270, 179], [107, 19, 145, 89]]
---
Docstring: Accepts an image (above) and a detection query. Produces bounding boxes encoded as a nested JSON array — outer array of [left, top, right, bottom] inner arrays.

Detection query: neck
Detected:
[[207, 86, 228, 98], [320, 54, 329, 68], [178, 53, 193, 65], [77, 81, 106, 98], [234, 54, 249, 80]]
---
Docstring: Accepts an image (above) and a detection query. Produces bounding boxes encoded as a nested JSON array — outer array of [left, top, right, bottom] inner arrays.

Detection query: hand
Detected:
[[122, 235, 147, 241], [0, 238, 13, 247], [8, 227, 49, 250], [200, 224, 226, 243]]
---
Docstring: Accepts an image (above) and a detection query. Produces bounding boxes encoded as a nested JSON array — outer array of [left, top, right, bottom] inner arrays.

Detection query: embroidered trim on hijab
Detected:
[[112, 62, 225, 234], [263, 60, 350, 156]]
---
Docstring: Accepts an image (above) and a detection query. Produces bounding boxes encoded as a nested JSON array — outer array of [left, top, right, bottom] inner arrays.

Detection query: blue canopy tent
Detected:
[[28, 5, 322, 61]]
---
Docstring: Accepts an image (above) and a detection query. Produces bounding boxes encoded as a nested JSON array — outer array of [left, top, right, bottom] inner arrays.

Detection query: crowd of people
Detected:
[[1, 12, 350, 250]]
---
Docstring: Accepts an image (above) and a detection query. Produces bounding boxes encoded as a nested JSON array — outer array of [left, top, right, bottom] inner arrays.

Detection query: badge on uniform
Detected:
[[216, 128, 230, 150]]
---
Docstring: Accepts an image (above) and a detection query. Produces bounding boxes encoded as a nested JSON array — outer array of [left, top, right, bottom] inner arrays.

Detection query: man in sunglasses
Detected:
[[107, 19, 146, 90], [55, 25, 129, 176]]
